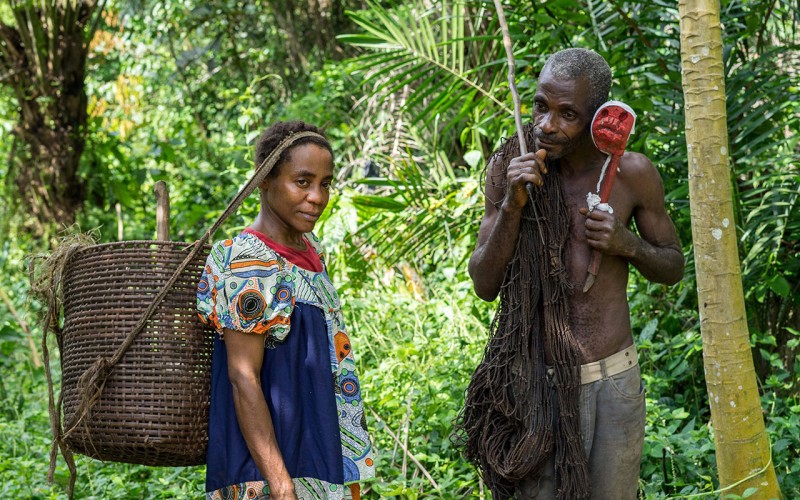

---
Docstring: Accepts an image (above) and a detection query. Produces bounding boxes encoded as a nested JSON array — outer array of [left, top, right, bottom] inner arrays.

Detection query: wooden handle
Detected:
[[599, 154, 622, 202], [583, 250, 602, 292], [154, 181, 170, 241], [583, 153, 623, 292]]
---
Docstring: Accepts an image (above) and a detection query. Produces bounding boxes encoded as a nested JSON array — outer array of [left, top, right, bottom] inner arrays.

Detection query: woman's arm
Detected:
[[224, 328, 297, 500]]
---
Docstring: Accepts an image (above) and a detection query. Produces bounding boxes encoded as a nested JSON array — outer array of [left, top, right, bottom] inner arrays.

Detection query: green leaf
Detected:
[[640, 318, 658, 342], [462, 150, 483, 169], [742, 487, 759, 498], [767, 275, 790, 298], [351, 194, 407, 211]]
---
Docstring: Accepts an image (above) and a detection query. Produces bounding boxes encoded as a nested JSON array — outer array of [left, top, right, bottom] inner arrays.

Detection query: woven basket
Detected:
[[60, 240, 213, 466]]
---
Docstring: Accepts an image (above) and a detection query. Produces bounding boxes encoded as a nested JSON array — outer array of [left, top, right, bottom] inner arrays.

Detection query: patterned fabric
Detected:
[[207, 479, 360, 500], [197, 236, 295, 342], [198, 232, 375, 498]]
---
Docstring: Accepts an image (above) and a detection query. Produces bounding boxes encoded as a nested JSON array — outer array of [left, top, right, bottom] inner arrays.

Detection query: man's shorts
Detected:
[[516, 345, 646, 499]]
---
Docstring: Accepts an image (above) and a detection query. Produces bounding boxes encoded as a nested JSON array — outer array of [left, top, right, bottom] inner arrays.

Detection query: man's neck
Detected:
[[558, 147, 608, 178]]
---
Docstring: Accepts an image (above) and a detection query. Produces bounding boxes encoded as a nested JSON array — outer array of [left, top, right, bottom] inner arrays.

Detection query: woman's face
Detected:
[[262, 143, 334, 240]]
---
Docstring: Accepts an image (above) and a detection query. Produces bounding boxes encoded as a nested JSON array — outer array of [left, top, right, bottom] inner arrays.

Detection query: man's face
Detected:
[[532, 68, 594, 160]]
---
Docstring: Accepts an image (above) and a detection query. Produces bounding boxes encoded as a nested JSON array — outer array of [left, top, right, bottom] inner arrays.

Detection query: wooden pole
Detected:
[[154, 181, 170, 241], [115, 202, 123, 241], [492, 0, 527, 155], [492, 0, 544, 244]]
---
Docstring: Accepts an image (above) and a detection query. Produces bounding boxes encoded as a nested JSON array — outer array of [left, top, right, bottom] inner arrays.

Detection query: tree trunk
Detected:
[[0, 0, 98, 232], [678, 1, 782, 497]]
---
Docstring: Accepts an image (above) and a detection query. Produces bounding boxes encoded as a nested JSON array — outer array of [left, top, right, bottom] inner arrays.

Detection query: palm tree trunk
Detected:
[[678, 0, 782, 497]]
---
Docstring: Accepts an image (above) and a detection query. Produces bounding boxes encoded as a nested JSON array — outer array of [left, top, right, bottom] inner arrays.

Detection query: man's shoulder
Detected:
[[620, 151, 654, 173], [618, 151, 667, 206], [620, 152, 662, 185]]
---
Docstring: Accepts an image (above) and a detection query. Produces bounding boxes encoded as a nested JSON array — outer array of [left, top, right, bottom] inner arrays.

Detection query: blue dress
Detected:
[[197, 232, 374, 499]]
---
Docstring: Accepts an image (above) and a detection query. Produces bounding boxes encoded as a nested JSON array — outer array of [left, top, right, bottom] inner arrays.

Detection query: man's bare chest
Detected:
[[560, 171, 635, 226], [556, 171, 636, 276]]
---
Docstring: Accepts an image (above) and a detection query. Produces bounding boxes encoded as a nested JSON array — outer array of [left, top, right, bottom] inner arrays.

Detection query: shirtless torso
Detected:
[[561, 151, 678, 361], [469, 68, 683, 363]]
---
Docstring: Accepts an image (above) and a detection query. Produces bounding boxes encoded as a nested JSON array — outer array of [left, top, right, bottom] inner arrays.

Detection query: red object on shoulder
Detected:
[[583, 101, 638, 293], [591, 101, 636, 158], [243, 228, 323, 273]]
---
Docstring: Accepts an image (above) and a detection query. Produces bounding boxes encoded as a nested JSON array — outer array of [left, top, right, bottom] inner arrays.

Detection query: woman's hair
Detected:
[[254, 121, 333, 176]]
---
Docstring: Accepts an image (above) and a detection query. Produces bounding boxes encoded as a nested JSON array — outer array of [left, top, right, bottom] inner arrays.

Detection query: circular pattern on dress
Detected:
[[342, 380, 357, 396], [237, 290, 266, 320], [271, 280, 293, 306], [342, 457, 359, 481], [334, 331, 352, 362], [340, 373, 360, 404], [351, 409, 366, 430]]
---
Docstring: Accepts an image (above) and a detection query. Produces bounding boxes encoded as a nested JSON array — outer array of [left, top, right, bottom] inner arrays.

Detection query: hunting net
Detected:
[[454, 124, 590, 499]]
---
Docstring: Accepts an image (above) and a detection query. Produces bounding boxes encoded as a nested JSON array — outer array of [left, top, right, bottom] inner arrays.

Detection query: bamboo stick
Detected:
[[492, 0, 544, 242]]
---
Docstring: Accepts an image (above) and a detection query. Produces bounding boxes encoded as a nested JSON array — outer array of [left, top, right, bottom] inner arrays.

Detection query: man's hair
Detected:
[[542, 48, 612, 114], [254, 121, 333, 176]]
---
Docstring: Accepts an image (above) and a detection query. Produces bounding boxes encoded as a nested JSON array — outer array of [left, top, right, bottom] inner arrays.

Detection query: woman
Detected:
[[197, 121, 375, 499]]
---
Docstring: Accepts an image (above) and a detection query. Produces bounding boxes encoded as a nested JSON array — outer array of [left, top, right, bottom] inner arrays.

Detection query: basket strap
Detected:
[[32, 242, 84, 499], [66, 131, 326, 439]]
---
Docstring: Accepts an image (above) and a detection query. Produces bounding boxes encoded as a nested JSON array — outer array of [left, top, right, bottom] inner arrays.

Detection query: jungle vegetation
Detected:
[[0, 0, 797, 498]]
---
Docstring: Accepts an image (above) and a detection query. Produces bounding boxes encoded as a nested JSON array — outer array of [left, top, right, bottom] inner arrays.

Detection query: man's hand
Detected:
[[503, 149, 548, 211], [580, 207, 634, 257]]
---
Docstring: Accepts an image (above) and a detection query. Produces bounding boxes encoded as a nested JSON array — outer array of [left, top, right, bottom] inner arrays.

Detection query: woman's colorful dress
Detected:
[[197, 230, 375, 499]]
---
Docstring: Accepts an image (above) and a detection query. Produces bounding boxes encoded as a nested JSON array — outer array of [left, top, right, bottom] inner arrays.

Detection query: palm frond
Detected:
[[341, 0, 511, 134]]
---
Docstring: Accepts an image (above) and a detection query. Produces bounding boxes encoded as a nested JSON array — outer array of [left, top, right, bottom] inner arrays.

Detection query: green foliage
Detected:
[[342, 268, 491, 497], [0, 0, 798, 498], [345, 154, 482, 275], [342, 0, 510, 135], [0, 364, 204, 499]]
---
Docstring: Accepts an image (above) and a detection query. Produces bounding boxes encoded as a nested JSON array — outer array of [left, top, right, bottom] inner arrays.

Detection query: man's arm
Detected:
[[582, 153, 684, 285], [225, 328, 297, 499], [469, 150, 548, 301]]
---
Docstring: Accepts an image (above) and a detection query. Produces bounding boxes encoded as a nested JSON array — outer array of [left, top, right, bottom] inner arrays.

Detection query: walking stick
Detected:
[[492, 0, 545, 243], [582, 101, 637, 292], [493, 0, 526, 155]]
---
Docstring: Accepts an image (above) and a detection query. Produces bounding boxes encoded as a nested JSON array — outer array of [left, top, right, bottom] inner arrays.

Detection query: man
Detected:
[[467, 48, 684, 498]]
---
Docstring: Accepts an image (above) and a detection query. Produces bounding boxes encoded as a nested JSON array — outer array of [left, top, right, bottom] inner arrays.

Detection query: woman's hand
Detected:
[[269, 477, 298, 499], [503, 149, 548, 212]]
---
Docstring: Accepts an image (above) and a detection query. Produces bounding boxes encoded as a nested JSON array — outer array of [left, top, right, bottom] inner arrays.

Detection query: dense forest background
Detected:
[[0, 0, 797, 498]]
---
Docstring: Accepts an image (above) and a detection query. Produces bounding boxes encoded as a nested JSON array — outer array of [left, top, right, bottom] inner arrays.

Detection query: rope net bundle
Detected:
[[453, 124, 590, 499], [29, 131, 324, 499]]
